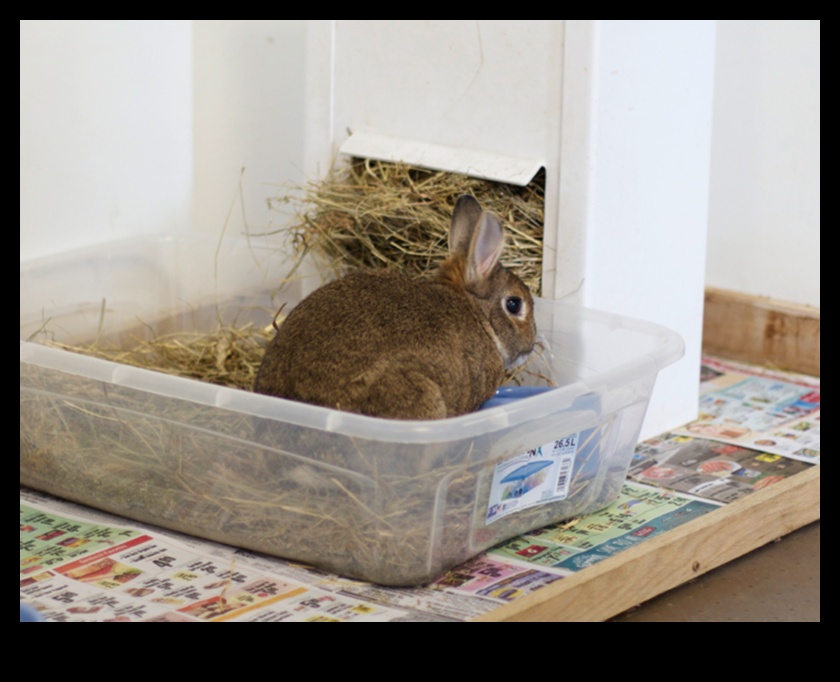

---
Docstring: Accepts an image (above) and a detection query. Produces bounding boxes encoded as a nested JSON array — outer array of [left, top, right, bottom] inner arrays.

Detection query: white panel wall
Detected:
[[20, 20, 193, 261], [558, 20, 716, 438], [707, 20, 820, 307], [20, 20, 819, 437], [331, 20, 563, 166], [192, 20, 307, 241], [20, 20, 821, 309], [20, 20, 310, 262]]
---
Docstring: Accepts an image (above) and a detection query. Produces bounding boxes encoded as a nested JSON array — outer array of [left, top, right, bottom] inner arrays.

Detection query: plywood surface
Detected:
[[703, 286, 820, 376]]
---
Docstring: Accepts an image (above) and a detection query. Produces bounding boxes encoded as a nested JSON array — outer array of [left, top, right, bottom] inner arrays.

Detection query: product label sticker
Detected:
[[486, 434, 580, 524]]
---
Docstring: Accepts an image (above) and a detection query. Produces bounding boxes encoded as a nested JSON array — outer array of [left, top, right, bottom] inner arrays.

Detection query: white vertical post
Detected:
[[557, 20, 716, 437]]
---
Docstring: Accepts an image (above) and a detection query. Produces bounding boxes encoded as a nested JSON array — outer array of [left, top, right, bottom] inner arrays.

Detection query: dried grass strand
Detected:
[[271, 158, 545, 294]]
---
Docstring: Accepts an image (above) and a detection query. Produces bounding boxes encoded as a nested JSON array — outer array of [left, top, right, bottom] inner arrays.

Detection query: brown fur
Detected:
[[253, 196, 536, 420]]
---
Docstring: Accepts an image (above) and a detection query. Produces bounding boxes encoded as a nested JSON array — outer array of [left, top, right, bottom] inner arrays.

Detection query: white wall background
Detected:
[[19, 19, 819, 438], [20, 20, 819, 308], [706, 20, 820, 307], [192, 20, 307, 239], [20, 20, 193, 261]]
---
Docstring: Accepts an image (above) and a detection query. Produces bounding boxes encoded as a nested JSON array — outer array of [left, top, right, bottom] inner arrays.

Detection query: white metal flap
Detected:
[[340, 131, 544, 187]]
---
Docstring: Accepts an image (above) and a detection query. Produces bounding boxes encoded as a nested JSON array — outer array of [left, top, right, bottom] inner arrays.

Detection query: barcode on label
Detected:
[[554, 455, 574, 497]]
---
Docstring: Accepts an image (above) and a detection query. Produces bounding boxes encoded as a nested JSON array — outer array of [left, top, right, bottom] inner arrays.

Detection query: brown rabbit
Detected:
[[253, 195, 536, 419]]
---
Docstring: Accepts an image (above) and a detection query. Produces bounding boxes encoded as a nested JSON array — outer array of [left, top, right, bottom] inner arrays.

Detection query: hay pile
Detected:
[[41, 324, 273, 391], [274, 157, 545, 295]]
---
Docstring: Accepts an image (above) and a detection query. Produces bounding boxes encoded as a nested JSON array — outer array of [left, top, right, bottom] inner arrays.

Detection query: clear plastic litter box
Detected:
[[19, 233, 683, 585]]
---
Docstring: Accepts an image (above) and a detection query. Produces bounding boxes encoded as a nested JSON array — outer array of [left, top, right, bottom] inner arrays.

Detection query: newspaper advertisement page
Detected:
[[20, 490, 407, 622], [221, 549, 512, 621], [334, 555, 568, 621], [20, 483, 713, 622], [489, 482, 720, 572], [21, 488, 560, 622], [673, 357, 820, 464], [246, 554, 563, 620], [629, 432, 813, 503]]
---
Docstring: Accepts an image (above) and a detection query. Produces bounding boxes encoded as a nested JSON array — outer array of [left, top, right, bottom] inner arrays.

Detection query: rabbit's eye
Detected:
[[505, 296, 524, 316]]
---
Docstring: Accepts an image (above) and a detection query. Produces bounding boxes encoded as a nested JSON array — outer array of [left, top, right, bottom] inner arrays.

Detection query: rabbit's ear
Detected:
[[448, 194, 504, 284], [467, 212, 505, 283], [449, 195, 483, 256]]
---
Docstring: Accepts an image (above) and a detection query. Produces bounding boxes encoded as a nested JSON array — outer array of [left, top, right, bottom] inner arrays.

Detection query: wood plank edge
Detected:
[[473, 466, 820, 621], [703, 286, 820, 376]]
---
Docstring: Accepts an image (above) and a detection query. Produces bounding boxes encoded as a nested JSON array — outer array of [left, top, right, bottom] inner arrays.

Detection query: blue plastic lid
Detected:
[[479, 385, 556, 410]]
